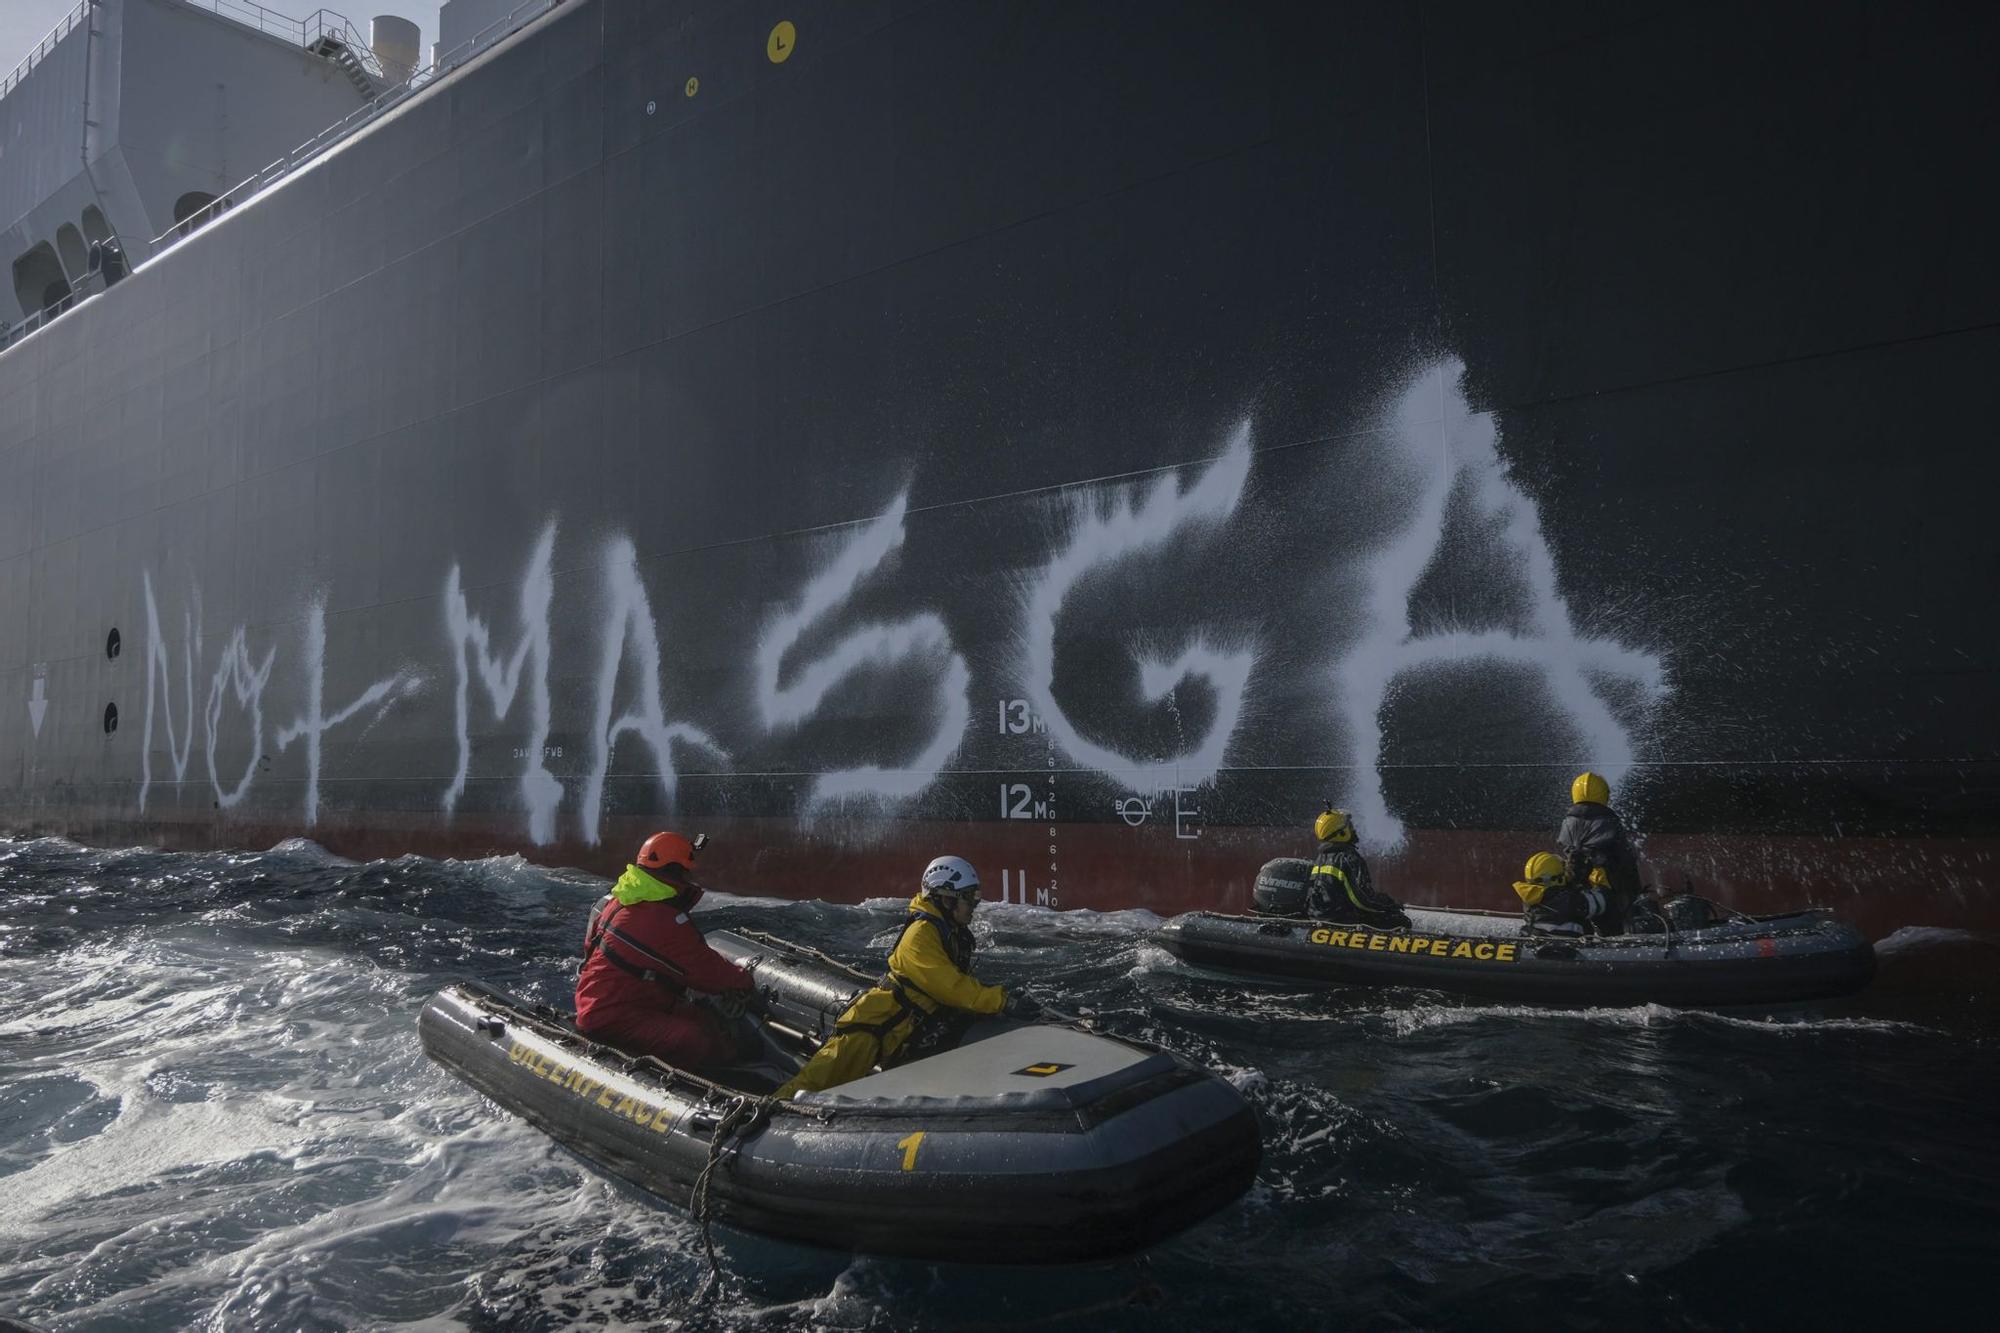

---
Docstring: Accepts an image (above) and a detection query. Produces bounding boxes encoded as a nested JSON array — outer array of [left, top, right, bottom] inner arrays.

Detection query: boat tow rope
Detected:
[[731, 928, 876, 986], [688, 1093, 774, 1304]]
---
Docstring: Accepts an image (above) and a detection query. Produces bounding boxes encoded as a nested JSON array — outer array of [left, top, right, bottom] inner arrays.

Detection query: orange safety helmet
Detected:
[[637, 830, 705, 875]]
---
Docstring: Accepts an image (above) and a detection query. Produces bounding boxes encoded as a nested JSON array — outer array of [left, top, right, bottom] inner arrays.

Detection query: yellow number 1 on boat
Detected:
[[898, 1130, 926, 1171]]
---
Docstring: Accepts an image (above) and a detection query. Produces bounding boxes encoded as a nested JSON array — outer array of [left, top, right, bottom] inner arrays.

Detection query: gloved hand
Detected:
[[1002, 990, 1044, 1021]]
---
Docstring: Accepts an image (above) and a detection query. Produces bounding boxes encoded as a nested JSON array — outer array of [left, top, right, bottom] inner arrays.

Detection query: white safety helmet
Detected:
[[920, 854, 981, 901]]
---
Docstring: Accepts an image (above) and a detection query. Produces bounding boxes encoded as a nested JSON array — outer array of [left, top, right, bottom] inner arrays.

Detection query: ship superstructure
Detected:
[[0, 0, 422, 346]]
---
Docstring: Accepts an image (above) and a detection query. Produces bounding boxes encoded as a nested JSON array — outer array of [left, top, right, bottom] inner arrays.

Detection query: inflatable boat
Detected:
[[1155, 866, 1874, 1007], [419, 929, 1260, 1263]]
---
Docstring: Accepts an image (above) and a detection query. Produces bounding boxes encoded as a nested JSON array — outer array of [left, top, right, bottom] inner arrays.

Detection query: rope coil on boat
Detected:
[[689, 1093, 774, 1303]]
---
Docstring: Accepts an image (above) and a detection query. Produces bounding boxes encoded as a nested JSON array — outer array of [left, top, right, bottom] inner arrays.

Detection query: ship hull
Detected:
[[3, 0, 1996, 932]]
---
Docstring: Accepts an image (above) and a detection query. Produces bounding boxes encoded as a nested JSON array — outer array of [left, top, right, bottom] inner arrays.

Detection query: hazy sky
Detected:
[[2, 1, 446, 81]]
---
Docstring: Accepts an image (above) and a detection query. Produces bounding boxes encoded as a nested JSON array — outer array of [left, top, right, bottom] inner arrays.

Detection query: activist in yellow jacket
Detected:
[[777, 873, 1009, 1098]]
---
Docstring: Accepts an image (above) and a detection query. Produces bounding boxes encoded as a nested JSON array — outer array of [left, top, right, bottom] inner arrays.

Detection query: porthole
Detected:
[[106, 627, 121, 659], [103, 702, 118, 734]]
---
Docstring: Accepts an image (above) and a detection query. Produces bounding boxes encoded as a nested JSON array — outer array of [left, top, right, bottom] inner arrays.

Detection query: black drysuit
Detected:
[[1554, 801, 1643, 933], [1307, 841, 1410, 930]]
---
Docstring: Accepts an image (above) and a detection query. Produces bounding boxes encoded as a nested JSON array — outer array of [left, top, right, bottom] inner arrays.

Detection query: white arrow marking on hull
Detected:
[[27, 675, 46, 736]]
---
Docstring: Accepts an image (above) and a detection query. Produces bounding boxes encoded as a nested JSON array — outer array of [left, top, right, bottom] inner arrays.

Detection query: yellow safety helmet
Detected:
[[1314, 808, 1354, 843], [1513, 851, 1570, 906], [1571, 771, 1609, 805]]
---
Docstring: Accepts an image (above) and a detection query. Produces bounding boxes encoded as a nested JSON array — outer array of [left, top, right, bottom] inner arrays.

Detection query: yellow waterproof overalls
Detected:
[[775, 893, 1005, 1097]]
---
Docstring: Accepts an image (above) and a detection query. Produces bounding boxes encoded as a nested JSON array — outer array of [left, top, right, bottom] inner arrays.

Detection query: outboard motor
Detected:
[[1663, 895, 1722, 930], [1251, 857, 1312, 916]]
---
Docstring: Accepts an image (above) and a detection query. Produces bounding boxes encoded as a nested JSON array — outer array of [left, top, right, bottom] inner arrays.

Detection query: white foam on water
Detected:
[[190, 1119, 681, 1330], [978, 900, 1163, 936], [1, 1099, 304, 1245], [0, 913, 722, 1328], [848, 893, 1163, 934], [1388, 1167, 1749, 1286], [0, 944, 416, 1239], [1874, 924, 1992, 955], [1127, 939, 1183, 977], [1377, 999, 1932, 1039], [261, 837, 356, 866], [0, 834, 88, 857]]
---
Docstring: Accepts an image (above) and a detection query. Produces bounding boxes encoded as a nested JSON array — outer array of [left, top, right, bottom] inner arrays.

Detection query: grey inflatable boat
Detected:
[[419, 929, 1259, 1263], [1155, 862, 1873, 1007]]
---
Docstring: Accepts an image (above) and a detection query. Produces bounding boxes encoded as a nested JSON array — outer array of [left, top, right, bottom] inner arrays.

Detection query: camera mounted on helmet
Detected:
[[637, 830, 707, 879]]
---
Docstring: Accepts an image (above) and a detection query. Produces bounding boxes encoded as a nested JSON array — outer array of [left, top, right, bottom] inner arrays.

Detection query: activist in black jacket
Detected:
[[1307, 808, 1411, 930], [1556, 772, 1644, 932]]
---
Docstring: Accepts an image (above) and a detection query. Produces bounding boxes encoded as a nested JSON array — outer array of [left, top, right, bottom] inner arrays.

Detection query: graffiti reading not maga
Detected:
[[1019, 423, 1259, 794], [577, 536, 727, 845], [127, 357, 1670, 853], [754, 491, 971, 809], [442, 522, 561, 844], [139, 572, 201, 811], [272, 599, 424, 827], [1334, 362, 1665, 847], [141, 579, 422, 824], [203, 627, 276, 809]]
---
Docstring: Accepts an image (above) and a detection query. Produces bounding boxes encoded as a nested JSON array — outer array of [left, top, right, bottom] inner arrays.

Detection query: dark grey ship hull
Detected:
[[2, 0, 1996, 929]]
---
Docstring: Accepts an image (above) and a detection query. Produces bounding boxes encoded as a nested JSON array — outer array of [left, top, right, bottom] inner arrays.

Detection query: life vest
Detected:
[[839, 909, 976, 1040], [581, 894, 690, 997]]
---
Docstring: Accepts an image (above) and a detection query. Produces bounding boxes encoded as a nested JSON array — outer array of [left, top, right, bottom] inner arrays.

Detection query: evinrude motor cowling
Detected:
[[1252, 857, 1312, 916]]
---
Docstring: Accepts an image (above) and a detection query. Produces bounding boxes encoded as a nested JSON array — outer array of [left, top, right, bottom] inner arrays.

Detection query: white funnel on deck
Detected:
[[371, 15, 421, 82]]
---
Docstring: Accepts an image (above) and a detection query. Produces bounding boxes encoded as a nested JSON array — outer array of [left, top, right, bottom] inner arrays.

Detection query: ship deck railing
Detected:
[[0, 0, 562, 354], [178, 1, 390, 81], [0, 265, 116, 351], [2, 1, 385, 109], [150, 0, 563, 256], [1, 0, 89, 104]]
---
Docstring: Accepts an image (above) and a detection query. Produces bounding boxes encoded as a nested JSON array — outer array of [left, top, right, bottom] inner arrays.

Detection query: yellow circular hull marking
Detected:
[[685, 76, 699, 98], [767, 20, 796, 64]]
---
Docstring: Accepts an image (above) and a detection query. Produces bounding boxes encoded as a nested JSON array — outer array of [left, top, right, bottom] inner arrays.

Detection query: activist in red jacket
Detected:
[[574, 831, 753, 1069]]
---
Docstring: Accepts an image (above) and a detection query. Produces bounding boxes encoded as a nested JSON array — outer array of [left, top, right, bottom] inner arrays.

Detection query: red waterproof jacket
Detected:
[[574, 864, 753, 1031]]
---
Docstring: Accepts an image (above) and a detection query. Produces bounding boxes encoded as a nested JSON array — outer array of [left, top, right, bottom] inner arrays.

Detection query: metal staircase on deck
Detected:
[[164, 3, 387, 101], [306, 30, 379, 99]]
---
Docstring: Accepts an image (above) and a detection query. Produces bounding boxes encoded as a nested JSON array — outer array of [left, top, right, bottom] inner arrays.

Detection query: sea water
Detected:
[[1, 837, 1994, 1329]]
